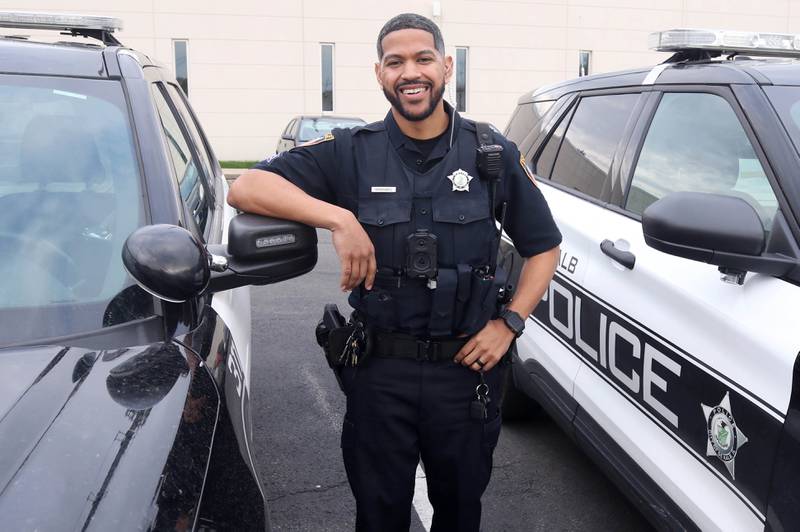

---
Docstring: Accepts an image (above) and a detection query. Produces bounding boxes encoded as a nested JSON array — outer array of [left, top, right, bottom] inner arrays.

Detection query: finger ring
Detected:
[[476, 360, 485, 367]]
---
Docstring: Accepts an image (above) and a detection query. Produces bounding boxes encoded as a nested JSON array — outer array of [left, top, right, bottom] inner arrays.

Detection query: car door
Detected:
[[149, 77, 267, 522], [569, 87, 798, 531], [514, 91, 644, 424]]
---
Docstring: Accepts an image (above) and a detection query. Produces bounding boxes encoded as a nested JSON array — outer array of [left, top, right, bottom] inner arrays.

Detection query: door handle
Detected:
[[600, 239, 635, 270]]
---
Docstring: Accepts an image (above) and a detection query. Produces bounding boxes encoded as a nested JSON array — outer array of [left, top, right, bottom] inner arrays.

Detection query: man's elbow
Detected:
[[227, 170, 256, 211]]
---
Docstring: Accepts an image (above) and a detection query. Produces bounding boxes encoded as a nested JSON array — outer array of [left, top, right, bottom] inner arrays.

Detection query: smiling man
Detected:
[[228, 13, 561, 532]]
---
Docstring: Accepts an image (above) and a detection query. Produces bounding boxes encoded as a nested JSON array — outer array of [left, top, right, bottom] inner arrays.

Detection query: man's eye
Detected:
[[387, 61, 400, 67], [418, 57, 432, 63]]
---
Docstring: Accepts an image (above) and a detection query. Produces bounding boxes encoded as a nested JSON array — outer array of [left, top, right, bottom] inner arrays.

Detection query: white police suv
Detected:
[[500, 29, 800, 531]]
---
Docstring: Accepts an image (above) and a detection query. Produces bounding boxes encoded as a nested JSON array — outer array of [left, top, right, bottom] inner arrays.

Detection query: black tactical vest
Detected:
[[342, 122, 505, 337]]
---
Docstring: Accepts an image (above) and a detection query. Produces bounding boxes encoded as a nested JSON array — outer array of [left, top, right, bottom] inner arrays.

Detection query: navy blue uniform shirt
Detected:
[[255, 103, 561, 258]]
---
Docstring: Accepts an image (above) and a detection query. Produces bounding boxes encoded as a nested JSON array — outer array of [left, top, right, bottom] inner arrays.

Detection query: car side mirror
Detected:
[[122, 224, 210, 303], [122, 215, 317, 302], [642, 191, 795, 281], [206, 213, 318, 292]]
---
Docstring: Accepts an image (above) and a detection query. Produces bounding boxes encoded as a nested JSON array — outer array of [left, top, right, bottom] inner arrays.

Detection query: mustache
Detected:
[[395, 80, 432, 91]]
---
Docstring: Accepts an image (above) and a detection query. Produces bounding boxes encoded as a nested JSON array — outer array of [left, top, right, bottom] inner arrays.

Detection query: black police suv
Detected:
[[0, 13, 317, 530], [500, 28, 800, 531]]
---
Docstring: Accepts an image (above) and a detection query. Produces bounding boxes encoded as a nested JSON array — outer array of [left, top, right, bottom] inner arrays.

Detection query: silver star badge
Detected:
[[701, 392, 748, 479], [447, 169, 473, 192]]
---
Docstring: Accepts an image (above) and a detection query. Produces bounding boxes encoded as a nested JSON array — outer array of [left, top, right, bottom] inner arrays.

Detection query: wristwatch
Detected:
[[499, 309, 525, 338]]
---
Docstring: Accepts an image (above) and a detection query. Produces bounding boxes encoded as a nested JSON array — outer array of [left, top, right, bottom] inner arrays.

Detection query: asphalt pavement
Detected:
[[248, 229, 653, 531]]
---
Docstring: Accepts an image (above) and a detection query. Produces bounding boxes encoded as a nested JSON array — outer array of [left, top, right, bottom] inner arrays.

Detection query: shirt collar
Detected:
[[384, 100, 461, 156]]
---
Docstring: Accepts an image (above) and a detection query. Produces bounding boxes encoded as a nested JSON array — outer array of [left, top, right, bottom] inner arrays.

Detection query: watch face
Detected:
[[503, 310, 524, 337]]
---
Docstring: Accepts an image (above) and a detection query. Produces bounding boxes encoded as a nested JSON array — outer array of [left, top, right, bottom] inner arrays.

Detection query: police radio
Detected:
[[476, 144, 504, 182], [406, 229, 438, 288], [475, 123, 507, 277]]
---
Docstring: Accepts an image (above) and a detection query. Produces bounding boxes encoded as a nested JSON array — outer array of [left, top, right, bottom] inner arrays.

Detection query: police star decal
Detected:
[[701, 392, 748, 479], [447, 169, 473, 192]]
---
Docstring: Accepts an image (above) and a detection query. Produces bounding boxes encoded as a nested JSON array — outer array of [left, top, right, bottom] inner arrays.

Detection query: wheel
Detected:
[[500, 348, 541, 421]]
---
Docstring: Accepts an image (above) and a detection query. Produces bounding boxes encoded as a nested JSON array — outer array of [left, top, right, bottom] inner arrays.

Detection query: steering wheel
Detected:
[[0, 232, 81, 291]]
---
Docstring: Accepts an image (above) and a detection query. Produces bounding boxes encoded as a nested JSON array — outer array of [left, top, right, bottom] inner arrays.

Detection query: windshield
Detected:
[[297, 117, 366, 142], [765, 86, 800, 156], [0, 75, 153, 346]]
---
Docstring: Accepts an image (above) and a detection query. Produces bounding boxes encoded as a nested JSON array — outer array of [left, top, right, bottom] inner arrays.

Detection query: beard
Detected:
[[382, 81, 446, 122]]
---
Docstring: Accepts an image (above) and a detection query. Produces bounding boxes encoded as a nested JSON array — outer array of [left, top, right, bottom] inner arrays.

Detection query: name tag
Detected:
[[371, 186, 396, 193]]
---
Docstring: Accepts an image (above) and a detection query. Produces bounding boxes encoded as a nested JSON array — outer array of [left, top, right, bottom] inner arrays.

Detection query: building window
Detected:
[[579, 50, 591, 77], [321, 43, 334, 112], [174, 40, 189, 95], [456, 47, 468, 112]]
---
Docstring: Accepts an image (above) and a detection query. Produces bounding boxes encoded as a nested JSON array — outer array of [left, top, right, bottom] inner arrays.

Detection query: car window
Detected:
[[150, 84, 208, 233], [166, 84, 215, 186], [549, 94, 639, 200], [505, 100, 555, 153], [533, 105, 574, 178], [626, 92, 778, 230], [0, 74, 152, 345]]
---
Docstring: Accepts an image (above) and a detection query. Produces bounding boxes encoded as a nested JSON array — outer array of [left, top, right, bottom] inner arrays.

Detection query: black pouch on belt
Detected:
[[428, 268, 457, 336], [458, 265, 510, 335]]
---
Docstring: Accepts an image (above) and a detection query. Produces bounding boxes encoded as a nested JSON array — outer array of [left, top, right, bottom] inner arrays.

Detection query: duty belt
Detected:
[[371, 330, 469, 362]]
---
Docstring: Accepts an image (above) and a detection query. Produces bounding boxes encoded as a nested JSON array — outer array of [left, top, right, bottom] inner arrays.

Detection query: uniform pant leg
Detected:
[[418, 362, 505, 532], [340, 359, 421, 532]]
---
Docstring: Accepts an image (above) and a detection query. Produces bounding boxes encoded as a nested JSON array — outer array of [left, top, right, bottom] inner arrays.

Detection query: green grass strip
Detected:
[[219, 160, 259, 169]]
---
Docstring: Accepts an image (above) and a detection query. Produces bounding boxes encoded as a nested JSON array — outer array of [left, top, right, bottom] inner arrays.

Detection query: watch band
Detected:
[[500, 309, 525, 338]]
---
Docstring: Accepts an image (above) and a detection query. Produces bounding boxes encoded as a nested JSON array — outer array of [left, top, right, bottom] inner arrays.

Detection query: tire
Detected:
[[500, 350, 541, 421]]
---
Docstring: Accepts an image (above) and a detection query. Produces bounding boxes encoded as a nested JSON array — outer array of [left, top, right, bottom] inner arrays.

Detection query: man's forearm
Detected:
[[506, 246, 560, 319], [227, 168, 350, 231]]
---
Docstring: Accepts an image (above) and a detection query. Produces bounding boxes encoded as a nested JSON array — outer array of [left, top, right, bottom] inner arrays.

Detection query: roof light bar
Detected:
[[0, 11, 122, 33], [649, 28, 800, 58]]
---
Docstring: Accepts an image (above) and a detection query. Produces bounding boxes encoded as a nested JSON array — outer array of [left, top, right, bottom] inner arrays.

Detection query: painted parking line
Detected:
[[412, 462, 433, 531]]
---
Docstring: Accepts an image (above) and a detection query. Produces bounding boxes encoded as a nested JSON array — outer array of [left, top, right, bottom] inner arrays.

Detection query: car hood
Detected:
[[0, 341, 195, 530]]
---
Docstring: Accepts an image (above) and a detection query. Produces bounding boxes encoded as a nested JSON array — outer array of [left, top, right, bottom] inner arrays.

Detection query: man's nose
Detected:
[[400, 60, 420, 80]]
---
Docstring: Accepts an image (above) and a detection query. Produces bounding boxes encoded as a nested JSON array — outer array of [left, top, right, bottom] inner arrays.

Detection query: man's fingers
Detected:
[[480, 358, 498, 372], [350, 256, 363, 290], [461, 346, 484, 367], [340, 257, 354, 291], [454, 337, 477, 363], [365, 254, 377, 290]]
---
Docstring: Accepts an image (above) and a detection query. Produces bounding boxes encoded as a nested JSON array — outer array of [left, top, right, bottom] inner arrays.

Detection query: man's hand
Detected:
[[331, 211, 377, 291], [454, 319, 515, 372]]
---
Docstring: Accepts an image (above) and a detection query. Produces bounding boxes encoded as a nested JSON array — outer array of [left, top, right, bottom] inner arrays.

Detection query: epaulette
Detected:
[[460, 117, 477, 132], [352, 120, 385, 134]]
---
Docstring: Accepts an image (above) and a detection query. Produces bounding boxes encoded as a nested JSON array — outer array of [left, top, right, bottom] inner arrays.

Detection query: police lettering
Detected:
[[541, 279, 682, 428]]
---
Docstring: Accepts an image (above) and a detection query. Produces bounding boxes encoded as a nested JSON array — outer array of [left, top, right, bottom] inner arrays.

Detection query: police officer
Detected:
[[228, 13, 561, 532]]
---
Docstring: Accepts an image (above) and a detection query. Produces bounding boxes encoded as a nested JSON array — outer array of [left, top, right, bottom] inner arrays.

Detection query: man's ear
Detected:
[[444, 55, 454, 84], [374, 62, 382, 87]]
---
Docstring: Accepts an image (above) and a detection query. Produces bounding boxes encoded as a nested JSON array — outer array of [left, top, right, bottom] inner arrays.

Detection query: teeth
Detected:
[[402, 87, 424, 95]]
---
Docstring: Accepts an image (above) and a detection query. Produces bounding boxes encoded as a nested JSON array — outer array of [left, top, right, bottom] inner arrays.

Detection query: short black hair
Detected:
[[376, 13, 445, 59]]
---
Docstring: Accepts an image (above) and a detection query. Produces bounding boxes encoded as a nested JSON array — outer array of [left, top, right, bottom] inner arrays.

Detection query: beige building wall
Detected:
[[2, 0, 799, 160]]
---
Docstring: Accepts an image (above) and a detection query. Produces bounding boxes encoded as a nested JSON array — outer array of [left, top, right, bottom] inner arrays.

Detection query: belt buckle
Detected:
[[416, 339, 432, 361]]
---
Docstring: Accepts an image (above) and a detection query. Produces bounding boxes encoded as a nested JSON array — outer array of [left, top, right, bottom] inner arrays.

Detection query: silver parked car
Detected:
[[276, 115, 366, 153]]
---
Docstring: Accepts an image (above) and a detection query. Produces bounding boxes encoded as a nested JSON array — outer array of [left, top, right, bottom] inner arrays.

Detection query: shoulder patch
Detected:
[[299, 132, 335, 147], [520, 154, 537, 187]]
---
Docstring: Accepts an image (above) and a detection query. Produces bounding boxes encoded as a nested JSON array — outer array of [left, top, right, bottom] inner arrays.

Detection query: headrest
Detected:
[[20, 115, 105, 187]]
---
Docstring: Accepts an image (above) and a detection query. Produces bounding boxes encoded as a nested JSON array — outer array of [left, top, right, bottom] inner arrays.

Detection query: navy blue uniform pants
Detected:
[[340, 357, 505, 532]]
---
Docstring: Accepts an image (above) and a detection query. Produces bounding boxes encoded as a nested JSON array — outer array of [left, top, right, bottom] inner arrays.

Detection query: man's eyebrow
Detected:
[[382, 49, 437, 62]]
